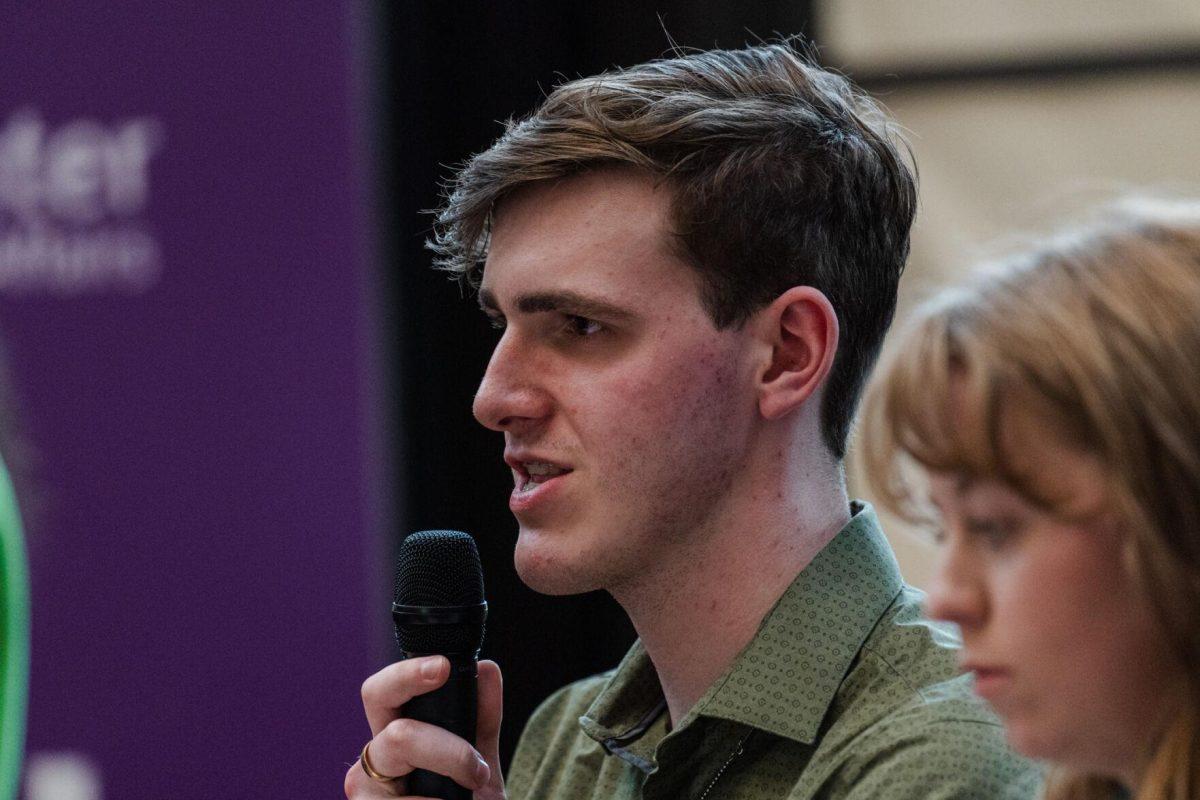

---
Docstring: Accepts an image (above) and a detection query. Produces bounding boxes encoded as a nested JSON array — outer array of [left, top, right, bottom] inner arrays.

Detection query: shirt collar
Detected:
[[580, 502, 904, 750], [578, 637, 665, 767]]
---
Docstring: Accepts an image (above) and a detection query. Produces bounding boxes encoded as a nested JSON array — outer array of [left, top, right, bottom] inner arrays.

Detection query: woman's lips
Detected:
[[966, 666, 1013, 701]]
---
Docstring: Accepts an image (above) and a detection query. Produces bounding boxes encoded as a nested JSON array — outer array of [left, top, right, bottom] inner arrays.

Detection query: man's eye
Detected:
[[487, 315, 506, 331], [563, 315, 603, 337]]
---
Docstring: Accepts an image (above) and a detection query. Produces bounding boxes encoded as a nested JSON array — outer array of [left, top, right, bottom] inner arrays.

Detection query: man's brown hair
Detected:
[[430, 42, 917, 458]]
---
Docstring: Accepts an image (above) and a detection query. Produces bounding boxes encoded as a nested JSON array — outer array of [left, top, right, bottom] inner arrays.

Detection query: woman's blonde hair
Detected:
[[862, 198, 1200, 799]]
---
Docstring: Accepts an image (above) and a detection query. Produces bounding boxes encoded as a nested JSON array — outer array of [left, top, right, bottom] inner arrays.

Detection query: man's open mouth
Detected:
[[516, 462, 571, 492]]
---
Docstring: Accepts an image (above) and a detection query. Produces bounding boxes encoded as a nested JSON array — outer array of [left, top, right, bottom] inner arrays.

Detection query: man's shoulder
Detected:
[[808, 586, 1042, 797], [842, 584, 976, 714], [815, 691, 1042, 798], [836, 583, 1008, 735], [819, 709, 1042, 798]]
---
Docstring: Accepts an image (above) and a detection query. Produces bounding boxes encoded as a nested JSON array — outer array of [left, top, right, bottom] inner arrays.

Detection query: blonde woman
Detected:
[[863, 199, 1200, 799]]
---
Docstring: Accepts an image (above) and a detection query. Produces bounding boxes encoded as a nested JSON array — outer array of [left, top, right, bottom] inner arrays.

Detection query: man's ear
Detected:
[[755, 286, 839, 421]]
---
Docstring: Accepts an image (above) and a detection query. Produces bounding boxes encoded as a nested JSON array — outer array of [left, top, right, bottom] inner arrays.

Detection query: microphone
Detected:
[[392, 530, 488, 800]]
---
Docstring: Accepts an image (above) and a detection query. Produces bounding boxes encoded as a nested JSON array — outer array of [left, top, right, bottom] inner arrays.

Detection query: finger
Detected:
[[343, 764, 443, 800], [361, 656, 449, 735], [343, 747, 461, 800], [370, 717, 491, 791], [343, 757, 404, 799], [475, 660, 505, 790]]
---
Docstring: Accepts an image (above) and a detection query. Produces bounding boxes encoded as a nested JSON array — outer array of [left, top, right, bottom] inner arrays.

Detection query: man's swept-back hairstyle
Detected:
[[429, 42, 917, 458]]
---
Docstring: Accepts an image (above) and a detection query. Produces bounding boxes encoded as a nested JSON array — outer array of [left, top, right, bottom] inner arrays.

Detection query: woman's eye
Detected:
[[928, 526, 948, 547], [963, 517, 1020, 549]]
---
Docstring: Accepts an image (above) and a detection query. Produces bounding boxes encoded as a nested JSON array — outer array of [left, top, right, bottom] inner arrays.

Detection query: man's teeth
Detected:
[[519, 462, 567, 491]]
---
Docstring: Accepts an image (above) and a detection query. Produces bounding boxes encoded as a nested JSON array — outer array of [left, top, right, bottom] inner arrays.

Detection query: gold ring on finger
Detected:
[[360, 740, 401, 785]]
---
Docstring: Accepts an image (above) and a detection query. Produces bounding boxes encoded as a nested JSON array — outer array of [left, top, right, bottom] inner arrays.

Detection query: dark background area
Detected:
[[375, 0, 815, 767]]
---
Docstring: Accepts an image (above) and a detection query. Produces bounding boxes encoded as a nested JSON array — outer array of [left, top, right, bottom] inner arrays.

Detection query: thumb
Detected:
[[476, 660, 505, 791]]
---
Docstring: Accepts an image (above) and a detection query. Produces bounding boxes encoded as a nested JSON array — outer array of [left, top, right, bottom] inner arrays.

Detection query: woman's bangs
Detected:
[[866, 314, 1010, 520]]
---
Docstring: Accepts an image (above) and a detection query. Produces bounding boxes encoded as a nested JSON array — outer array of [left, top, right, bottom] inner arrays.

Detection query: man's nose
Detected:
[[923, 543, 987, 632], [472, 329, 551, 432]]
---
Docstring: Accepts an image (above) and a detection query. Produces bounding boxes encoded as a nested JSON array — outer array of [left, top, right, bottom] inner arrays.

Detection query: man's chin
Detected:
[[513, 535, 601, 596]]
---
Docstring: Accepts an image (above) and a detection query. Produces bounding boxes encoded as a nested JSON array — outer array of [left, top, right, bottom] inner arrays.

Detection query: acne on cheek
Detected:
[[625, 354, 735, 420], [682, 343, 736, 380], [578, 327, 738, 418], [695, 349, 732, 386], [689, 351, 742, 405]]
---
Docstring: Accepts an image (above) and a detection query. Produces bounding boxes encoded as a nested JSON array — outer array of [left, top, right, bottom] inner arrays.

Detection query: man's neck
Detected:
[[609, 459, 851, 725]]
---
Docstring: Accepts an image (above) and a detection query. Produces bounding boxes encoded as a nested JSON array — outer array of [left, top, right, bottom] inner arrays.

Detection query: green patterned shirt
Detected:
[[507, 503, 1042, 799]]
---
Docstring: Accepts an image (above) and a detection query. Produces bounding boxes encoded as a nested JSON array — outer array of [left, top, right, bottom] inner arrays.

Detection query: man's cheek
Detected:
[[602, 370, 675, 417]]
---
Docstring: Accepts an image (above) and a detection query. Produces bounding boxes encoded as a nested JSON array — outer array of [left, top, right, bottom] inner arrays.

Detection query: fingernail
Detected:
[[421, 657, 443, 679], [474, 756, 490, 786]]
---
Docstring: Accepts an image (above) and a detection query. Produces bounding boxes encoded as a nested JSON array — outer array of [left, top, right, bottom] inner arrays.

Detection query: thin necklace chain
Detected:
[[696, 730, 754, 800]]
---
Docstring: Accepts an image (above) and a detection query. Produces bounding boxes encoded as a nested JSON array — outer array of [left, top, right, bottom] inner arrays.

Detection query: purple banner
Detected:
[[0, 5, 385, 798]]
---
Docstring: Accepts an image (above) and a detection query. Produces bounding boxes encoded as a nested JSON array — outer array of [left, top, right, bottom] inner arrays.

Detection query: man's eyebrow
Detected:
[[477, 289, 633, 320]]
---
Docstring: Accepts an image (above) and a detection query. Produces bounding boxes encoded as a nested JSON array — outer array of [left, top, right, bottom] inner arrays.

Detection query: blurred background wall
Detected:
[[0, 2, 1197, 797], [0, 4, 387, 798], [817, 0, 1200, 586]]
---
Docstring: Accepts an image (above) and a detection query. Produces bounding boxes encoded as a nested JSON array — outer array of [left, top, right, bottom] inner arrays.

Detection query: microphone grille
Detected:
[[393, 530, 485, 607], [392, 530, 487, 655]]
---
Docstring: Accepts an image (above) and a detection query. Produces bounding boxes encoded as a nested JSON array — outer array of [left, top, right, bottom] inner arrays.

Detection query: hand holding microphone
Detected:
[[346, 531, 506, 800]]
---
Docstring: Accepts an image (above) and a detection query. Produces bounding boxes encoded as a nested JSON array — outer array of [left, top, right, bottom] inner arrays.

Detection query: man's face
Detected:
[[473, 169, 760, 596]]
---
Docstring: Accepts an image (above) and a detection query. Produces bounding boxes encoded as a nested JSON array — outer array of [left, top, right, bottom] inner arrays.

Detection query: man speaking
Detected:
[[347, 43, 1039, 799]]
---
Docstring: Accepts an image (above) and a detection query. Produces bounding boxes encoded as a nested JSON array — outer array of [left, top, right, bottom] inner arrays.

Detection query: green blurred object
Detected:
[[0, 460, 28, 800]]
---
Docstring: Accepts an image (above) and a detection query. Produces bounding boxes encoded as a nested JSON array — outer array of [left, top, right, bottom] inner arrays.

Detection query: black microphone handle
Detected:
[[403, 654, 479, 800]]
